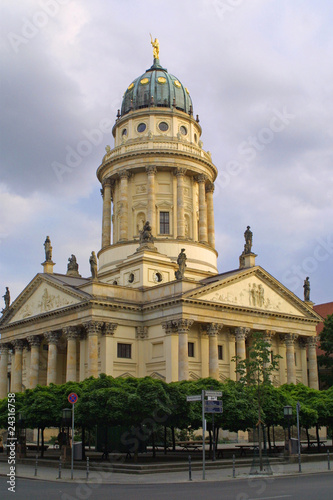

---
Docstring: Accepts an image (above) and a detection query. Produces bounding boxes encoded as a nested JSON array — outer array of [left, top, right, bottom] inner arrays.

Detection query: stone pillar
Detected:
[[175, 319, 193, 381], [163, 321, 179, 382], [278, 335, 287, 385], [44, 332, 61, 385], [207, 323, 222, 380], [79, 331, 87, 381], [101, 178, 113, 248], [63, 326, 79, 382], [299, 338, 308, 386], [228, 332, 237, 381], [27, 336, 41, 389], [102, 323, 118, 377], [307, 336, 319, 389], [175, 168, 187, 239], [197, 175, 208, 243], [0, 344, 10, 399], [84, 321, 103, 378], [285, 334, 297, 384], [119, 170, 130, 241], [235, 327, 249, 381], [206, 182, 215, 248], [146, 166, 157, 235], [11, 340, 24, 393], [136, 326, 148, 378]]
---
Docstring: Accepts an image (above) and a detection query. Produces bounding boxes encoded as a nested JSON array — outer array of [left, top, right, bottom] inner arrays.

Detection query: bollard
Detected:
[[232, 454, 236, 478], [34, 454, 38, 477], [328, 450, 331, 471], [188, 455, 192, 481], [86, 456, 90, 480], [58, 456, 62, 479]]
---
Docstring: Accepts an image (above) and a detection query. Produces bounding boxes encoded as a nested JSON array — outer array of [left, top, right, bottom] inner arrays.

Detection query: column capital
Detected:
[[205, 182, 215, 193], [174, 167, 187, 177], [307, 336, 318, 348], [264, 330, 276, 341], [284, 333, 298, 346], [102, 177, 114, 188], [136, 326, 148, 339], [118, 170, 131, 179], [84, 321, 103, 336], [195, 174, 208, 184], [12, 339, 25, 352], [227, 330, 237, 342], [174, 319, 193, 334], [298, 336, 308, 349], [44, 331, 61, 345], [206, 323, 223, 336], [104, 323, 118, 336], [162, 321, 177, 335], [0, 342, 11, 354], [145, 166, 157, 175], [234, 327, 250, 341], [27, 335, 42, 347], [63, 326, 80, 340]]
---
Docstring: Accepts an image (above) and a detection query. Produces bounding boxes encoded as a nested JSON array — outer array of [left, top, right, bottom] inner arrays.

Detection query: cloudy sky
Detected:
[[1, 0, 332, 307]]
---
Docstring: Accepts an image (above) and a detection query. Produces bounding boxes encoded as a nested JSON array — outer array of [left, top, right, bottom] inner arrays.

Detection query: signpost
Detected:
[[68, 393, 78, 480]]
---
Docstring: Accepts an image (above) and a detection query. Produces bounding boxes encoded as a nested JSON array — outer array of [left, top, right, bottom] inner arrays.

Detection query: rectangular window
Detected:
[[218, 345, 223, 360], [188, 342, 194, 358], [117, 343, 132, 359], [160, 211, 170, 234]]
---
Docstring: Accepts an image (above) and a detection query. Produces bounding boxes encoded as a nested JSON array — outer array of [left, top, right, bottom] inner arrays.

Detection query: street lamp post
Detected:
[[284, 405, 293, 454]]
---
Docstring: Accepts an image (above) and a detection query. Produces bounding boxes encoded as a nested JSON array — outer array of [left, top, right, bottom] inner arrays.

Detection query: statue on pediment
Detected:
[[244, 226, 253, 254], [303, 277, 310, 301], [44, 236, 53, 262], [90, 252, 98, 280], [2, 287, 10, 309], [175, 248, 187, 280], [140, 221, 154, 244], [67, 254, 81, 277]]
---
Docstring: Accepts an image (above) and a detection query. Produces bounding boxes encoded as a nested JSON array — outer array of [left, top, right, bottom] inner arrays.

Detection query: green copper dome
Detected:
[[121, 59, 193, 117]]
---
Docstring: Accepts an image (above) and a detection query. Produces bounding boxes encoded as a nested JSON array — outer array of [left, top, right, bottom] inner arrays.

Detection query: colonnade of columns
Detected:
[[0, 321, 118, 397], [100, 168, 216, 248]]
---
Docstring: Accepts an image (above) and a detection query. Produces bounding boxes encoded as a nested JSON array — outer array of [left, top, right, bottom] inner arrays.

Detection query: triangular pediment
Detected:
[[186, 267, 320, 319], [4, 274, 89, 325]]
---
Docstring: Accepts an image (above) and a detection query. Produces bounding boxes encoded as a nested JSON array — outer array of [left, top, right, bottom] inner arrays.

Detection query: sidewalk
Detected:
[[0, 457, 331, 484]]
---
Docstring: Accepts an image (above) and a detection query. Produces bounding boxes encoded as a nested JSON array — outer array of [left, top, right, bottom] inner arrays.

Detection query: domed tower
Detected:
[[97, 42, 218, 286]]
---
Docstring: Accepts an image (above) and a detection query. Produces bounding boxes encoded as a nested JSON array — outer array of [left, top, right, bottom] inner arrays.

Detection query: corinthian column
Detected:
[[207, 323, 222, 380], [175, 168, 187, 239], [119, 170, 130, 241], [299, 337, 308, 385], [44, 332, 61, 385], [285, 334, 297, 384], [27, 336, 41, 389], [196, 174, 208, 243], [278, 335, 287, 385], [206, 182, 215, 248], [146, 166, 157, 235], [307, 336, 319, 389], [0, 344, 10, 399], [11, 340, 25, 393], [228, 331, 237, 381], [84, 321, 103, 378], [175, 319, 193, 381], [101, 178, 113, 248], [63, 326, 79, 382], [235, 327, 249, 381]]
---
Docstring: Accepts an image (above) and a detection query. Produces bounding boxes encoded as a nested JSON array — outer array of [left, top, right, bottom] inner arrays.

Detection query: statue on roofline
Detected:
[[303, 277, 310, 301], [3, 287, 10, 309], [175, 249, 187, 280], [244, 226, 253, 254], [150, 33, 159, 60], [90, 251, 98, 280], [44, 235, 52, 262]]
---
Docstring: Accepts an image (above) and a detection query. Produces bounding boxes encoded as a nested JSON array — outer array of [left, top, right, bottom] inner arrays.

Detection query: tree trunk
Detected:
[[208, 428, 212, 459], [164, 426, 167, 455], [171, 426, 176, 451], [41, 428, 45, 458], [272, 425, 276, 447], [315, 424, 320, 452], [267, 425, 272, 451], [152, 430, 156, 458], [81, 426, 86, 460], [215, 426, 219, 454], [306, 427, 310, 448]]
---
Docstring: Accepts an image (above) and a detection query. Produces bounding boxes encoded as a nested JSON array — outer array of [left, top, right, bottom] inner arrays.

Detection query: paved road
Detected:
[[1, 472, 332, 500]]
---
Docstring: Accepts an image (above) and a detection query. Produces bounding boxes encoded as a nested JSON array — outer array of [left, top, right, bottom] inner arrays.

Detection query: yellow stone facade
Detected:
[[0, 52, 322, 397]]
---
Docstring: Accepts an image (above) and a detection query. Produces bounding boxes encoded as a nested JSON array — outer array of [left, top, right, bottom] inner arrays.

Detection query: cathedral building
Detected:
[[0, 42, 321, 398]]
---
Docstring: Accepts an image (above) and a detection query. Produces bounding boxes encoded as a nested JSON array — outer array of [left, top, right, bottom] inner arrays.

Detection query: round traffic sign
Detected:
[[68, 392, 78, 404]]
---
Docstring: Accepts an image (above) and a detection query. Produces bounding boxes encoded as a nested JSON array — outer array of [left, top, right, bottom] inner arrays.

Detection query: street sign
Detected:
[[68, 393, 78, 404], [205, 390, 222, 398], [187, 395, 201, 402], [204, 400, 223, 413], [207, 396, 217, 401]]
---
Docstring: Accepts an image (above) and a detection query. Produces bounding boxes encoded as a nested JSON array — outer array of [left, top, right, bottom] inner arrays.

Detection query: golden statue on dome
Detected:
[[150, 33, 159, 59]]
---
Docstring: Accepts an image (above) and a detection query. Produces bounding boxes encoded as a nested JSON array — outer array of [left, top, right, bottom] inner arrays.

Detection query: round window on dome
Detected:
[[128, 273, 135, 283], [157, 77, 166, 84], [140, 77, 149, 85], [158, 122, 169, 132], [174, 80, 181, 88], [122, 128, 127, 137], [180, 126, 187, 136], [137, 123, 146, 133]]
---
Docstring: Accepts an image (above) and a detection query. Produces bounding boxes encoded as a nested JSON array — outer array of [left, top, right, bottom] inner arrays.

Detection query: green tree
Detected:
[[318, 313, 333, 387], [233, 331, 281, 471]]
